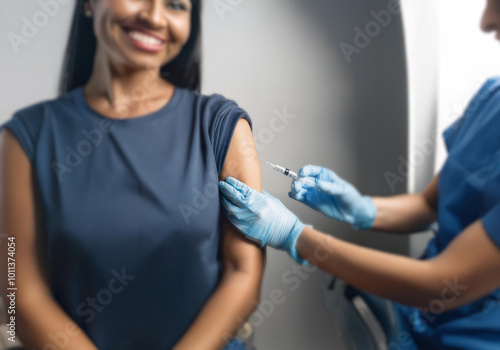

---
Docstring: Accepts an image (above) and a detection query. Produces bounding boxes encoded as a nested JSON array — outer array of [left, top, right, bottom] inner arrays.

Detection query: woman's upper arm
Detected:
[[219, 119, 265, 273], [0, 128, 50, 304]]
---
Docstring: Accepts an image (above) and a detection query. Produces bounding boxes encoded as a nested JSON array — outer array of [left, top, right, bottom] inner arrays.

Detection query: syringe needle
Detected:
[[266, 161, 316, 187]]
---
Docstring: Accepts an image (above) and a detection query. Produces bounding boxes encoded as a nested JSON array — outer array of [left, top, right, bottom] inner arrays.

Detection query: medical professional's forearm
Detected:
[[172, 269, 260, 350], [296, 226, 442, 308], [14, 294, 97, 350], [370, 194, 437, 233], [370, 175, 438, 233]]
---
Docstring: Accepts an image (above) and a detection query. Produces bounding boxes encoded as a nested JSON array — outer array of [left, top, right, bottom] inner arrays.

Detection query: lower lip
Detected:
[[123, 28, 165, 53]]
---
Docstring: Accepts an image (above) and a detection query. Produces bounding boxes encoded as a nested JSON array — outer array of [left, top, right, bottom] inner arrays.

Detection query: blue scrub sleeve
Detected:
[[443, 77, 500, 152], [482, 203, 500, 249], [0, 115, 35, 163], [210, 97, 253, 175]]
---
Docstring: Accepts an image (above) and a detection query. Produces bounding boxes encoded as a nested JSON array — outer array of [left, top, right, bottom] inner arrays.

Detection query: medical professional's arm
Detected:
[[296, 219, 500, 311], [370, 174, 439, 233], [219, 177, 500, 310], [0, 129, 98, 349], [173, 119, 265, 350], [291, 165, 437, 233]]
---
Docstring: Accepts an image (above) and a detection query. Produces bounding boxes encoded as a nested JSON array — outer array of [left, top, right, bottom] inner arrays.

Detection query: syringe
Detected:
[[266, 162, 317, 187]]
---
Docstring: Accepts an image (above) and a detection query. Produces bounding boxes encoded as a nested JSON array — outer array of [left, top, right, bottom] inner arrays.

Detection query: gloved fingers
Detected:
[[218, 181, 246, 207], [259, 190, 288, 214], [297, 176, 317, 188], [292, 189, 307, 202], [320, 169, 343, 183], [225, 176, 254, 198], [289, 182, 307, 202], [316, 179, 344, 196], [222, 208, 249, 233], [290, 180, 305, 197], [298, 164, 323, 178], [299, 165, 343, 184], [220, 196, 250, 221]]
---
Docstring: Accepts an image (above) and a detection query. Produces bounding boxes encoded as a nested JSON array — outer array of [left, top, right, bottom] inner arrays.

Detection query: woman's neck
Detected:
[[84, 44, 171, 112]]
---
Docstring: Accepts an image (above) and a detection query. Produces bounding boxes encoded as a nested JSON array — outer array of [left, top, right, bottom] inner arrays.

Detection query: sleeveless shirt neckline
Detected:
[[73, 84, 182, 123]]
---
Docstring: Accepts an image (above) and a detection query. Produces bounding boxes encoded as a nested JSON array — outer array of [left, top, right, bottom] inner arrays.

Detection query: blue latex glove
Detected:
[[218, 177, 309, 265], [289, 165, 377, 230]]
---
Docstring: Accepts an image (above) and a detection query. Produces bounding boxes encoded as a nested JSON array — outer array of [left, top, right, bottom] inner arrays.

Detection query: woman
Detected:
[[0, 1, 264, 349], [218, 1, 500, 349]]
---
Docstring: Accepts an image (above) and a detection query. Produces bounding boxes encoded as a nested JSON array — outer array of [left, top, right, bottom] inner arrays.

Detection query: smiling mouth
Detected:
[[122, 27, 166, 52]]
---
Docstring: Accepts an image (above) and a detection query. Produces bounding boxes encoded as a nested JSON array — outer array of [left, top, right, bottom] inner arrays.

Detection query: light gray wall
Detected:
[[202, 0, 409, 348], [400, 0, 439, 258], [0, 1, 76, 348], [0, 0, 410, 349], [0, 0, 74, 118]]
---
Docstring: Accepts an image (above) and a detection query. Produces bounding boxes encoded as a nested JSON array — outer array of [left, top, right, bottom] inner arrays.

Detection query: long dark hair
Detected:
[[58, 0, 202, 96]]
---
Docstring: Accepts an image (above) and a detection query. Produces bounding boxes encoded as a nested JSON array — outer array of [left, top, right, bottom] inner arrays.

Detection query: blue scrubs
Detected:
[[392, 77, 500, 349], [0, 86, 249, 349]]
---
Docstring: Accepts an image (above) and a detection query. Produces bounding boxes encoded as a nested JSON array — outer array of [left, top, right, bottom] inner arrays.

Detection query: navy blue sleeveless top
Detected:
[[0, 85, 251, 350]]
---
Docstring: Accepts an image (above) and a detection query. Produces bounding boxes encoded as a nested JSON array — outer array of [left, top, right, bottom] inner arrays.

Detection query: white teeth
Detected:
[[127, 30, 162, 46]]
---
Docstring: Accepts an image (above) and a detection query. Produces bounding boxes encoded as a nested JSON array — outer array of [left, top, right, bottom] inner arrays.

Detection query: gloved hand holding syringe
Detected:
[[219, 160, 377, 265], [266, 162, 317, 187], [264, 161, 376, 230]]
